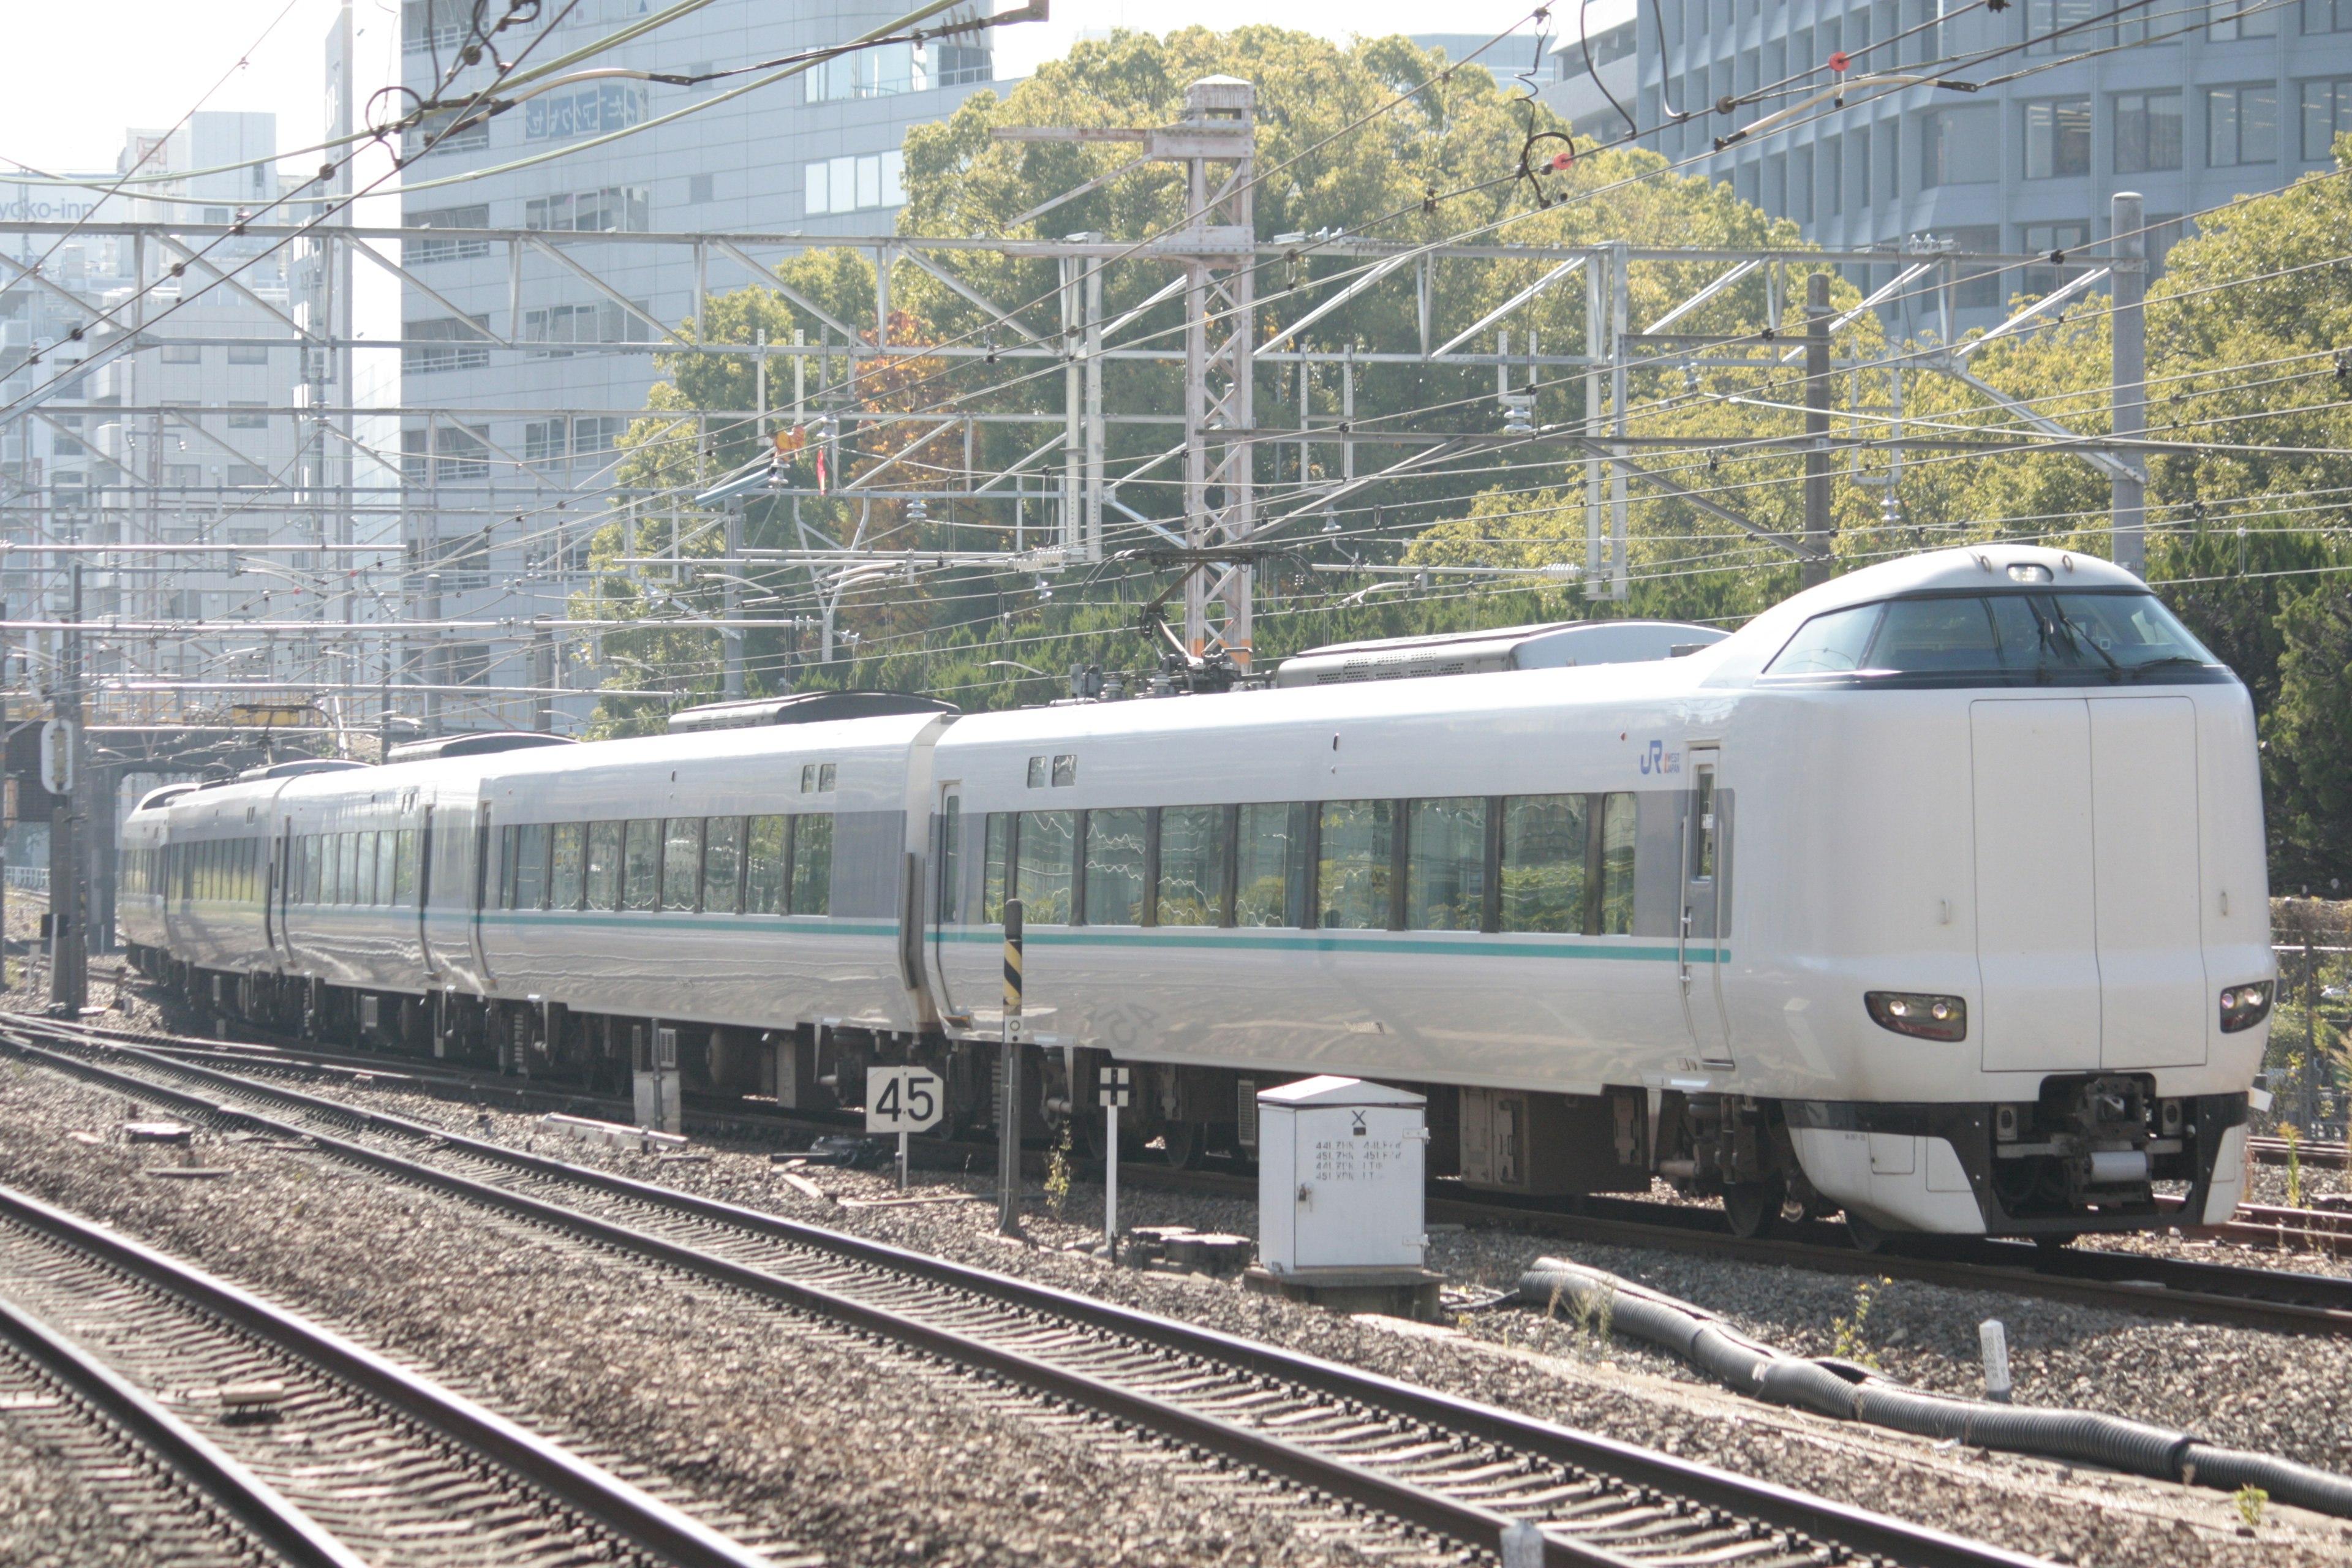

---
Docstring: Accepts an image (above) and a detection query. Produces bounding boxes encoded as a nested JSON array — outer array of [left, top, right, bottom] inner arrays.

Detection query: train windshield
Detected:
[[1764, 590, 2228, 686]]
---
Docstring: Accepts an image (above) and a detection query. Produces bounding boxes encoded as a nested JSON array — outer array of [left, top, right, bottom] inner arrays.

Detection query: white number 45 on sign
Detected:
[[865, 1067, 944, 1134]]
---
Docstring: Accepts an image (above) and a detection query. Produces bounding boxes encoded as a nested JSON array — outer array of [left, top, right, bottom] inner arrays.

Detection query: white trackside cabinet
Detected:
[[1257, 1076, 1427, 1273]]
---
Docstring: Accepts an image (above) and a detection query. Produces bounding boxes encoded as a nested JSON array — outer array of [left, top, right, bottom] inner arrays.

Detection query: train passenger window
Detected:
[[1157, 805, 1226, 927], [1871, 597, 2001, 672], [497, 827, 519, 910], [1689, 770, 1716, 882], [982, 814, 1014, 922], [377, 831, 400, 908], [938, 802, 962, 924], [745, 816, 787, 913], [1016, 810, 1074, 923], [358, 831, 382, 905], [306, 837, 323, 904], [622, 820, 660, 911], [1234, 803, 1307, 927], [395, 830, 420, 905], [1026, 756, 1047, 788], [801, 764, 819, 793], [1318, 801, 1394, 930], [818, 763, 837, 792], [549, 824, 583, 910], [1597, 793, 1637, 935], [790, 815, 832, 916], [338, 834, 361, 905], [514, 824, 550, 910], [704, 817, 744, 914], [1765, 603, 1881, 674], [587, 821, 624, 910], [1406, 798, 1487, 931], [1500, 796, 1588, 933], [661, 818, 703, 911], [1051, 755, 1076, 787], [1085, 808, 1148, 925]]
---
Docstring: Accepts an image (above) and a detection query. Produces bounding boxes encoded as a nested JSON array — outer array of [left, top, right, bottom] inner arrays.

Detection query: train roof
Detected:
[[1686, 543, 2154, 688]]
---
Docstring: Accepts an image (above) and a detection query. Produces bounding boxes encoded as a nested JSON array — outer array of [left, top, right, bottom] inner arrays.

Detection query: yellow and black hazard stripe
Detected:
[[1001, 897, 1024, 1014]]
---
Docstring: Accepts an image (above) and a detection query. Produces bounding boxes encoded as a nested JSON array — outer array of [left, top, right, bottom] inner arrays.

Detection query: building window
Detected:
[[1823, 136, 1843, 216], [1921, 107, 1999, 186], [1792, 143, 1815, 222], [689, 173, 714, 203], [2207, 84, 2278, 165], [807, 42, 941, 101], [404, 315, 491, 374], [2026, 0, 2105, 53], [524, 83, 647, 143], [935, 42, 992, 86], [524, 186, 650, 233], [403, 425, 494, 488], [803, 150, 905, 215], [2307, 0, 2352, 32], [2115, 91, 2184, 172], [226, 402, 270, 429], [2021, 220, 2094, 298], [2024, 97, 2092, 177], [160, 343, 202, 364], [227, 342, 270, 365], [572, 416, 624, 454], [403, 107, 490, 159], [521, 300, 654, 357], [524, 421, 567, 462], [407, 204, 491, 263], [2210, 0, 2278, 37], [164, 464, 202, 488], [2301, 78, 2352, 158], [226, 464, 271, 488]]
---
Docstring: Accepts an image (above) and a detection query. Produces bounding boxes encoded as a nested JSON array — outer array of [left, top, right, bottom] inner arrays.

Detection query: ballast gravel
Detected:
[[3, 1049, 2346, 1567], [0, 1071, 1397, 1568]]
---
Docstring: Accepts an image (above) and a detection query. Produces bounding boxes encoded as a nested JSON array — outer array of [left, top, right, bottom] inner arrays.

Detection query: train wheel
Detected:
[[1162, 1119, 1206, 1170], [1724, 1173, 1787, 1239]]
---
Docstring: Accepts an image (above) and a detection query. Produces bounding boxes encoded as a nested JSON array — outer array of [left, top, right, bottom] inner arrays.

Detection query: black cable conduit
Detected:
[[1520, 1256, 2352, 1517]]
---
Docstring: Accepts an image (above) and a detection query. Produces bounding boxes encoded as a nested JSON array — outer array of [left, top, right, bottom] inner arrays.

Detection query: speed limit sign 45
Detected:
[[865, 1067, 944, 1134]]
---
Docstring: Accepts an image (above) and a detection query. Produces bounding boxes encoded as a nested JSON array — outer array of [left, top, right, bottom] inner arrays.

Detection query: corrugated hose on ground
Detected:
[[1518, 1256, 2352, 1518]]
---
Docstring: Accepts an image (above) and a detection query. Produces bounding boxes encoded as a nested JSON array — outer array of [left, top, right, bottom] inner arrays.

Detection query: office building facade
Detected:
[[1634, 0, 2352, 328], [395, 0, 1002, 729]]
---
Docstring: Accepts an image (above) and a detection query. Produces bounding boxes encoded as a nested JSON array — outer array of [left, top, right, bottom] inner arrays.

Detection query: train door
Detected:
[[2089, 697, 2207, 1068], [1679, 747, 1734, 1068], [269, 817, 293, 967], [417, 805, 437, 978], [929, 783, 963, 1019], [1972, 700, 2102, 1073]]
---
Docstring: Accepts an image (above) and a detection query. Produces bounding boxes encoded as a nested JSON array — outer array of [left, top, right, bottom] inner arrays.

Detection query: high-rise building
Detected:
[[1634, 0, 2352, 330], [2, 115, 316, 684], [394, 0, 1006, 731]]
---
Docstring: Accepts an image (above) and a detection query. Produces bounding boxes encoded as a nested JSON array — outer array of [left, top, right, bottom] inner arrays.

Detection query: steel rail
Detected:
[[0, 1017, 2043, 1568], [0, 1283, 370, 1568], [47, 1014, 2352, 1336], [0, 1176, 777, 1568]]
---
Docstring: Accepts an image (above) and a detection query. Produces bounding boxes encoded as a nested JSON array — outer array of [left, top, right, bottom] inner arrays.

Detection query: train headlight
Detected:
[[2220, 982, 2273, 1034], [1865, 990, 1969, 1042]]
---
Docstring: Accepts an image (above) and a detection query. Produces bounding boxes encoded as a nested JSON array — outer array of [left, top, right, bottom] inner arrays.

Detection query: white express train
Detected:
[[120, 544, 2273, 1242]]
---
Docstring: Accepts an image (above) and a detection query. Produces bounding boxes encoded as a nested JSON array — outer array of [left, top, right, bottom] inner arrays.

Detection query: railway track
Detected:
[[0, 1178, 800, 1568], [0, 1011, 2045, 1568], [39, 1010, 2352, 1338]]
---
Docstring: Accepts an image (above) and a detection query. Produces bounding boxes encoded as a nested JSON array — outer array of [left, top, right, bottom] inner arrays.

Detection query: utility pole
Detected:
[[530, 618, 555, 731], [993, 77, 1255, 663], [2111, 190, 2147, 578], [1802, 271, 1833, 589], [48, 562, 84, 1014]]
